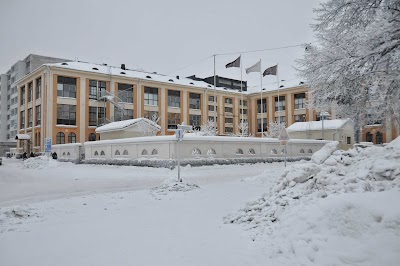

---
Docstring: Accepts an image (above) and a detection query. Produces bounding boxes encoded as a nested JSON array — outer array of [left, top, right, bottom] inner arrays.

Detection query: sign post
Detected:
[[44, 137, 52, 159], [176, 124, 192, 182], [278, 128, 290, 167]]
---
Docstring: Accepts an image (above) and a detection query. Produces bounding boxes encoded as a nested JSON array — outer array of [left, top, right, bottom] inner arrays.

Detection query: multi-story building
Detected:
[[16, 61, 398, 153], [0, 54, 69, 142]]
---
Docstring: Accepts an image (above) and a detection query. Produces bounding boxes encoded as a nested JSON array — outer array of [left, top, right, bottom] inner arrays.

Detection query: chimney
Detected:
[[176, 75, 179, 79], [121, 64, 126, 70]]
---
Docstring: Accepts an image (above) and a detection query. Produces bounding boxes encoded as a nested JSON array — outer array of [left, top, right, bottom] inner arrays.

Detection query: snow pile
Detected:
[[22, 156, 59, 169], [224, 138, 400, 264], [0, 206, 41, 234], [150, 178, 200, 197]]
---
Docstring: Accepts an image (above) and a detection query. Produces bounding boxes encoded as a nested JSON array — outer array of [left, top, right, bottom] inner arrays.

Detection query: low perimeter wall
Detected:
[[52, 135, 331, 167]]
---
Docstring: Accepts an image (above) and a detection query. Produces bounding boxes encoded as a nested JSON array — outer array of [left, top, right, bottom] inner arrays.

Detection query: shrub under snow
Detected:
[[22, 156, 59, 169]]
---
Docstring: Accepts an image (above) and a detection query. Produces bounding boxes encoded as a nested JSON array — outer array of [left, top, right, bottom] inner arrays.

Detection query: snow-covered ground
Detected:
[[0, 138, 399, 265]]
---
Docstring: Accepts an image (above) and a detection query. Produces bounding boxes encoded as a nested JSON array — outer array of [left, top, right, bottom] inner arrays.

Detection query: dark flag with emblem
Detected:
[[263, 65, 278, 76], [225, 56, 241, 68]]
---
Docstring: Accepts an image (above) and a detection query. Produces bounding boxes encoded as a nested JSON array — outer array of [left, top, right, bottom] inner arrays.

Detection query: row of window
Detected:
[[56, 132, 98, 144], [20, 78, 41, 105], [20, 105, 41, 128], [256, 94, 306, 113], [92, 149, 158, 157]]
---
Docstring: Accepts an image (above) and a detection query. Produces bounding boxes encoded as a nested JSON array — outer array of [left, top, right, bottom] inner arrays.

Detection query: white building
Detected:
[[0, 54, 69, 142], [286, 119, 354, 150]]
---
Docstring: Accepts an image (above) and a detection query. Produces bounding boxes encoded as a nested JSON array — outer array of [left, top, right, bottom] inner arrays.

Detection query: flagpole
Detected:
[[276, 63, 280, 124], [213, 54, 217, 135], [240, 54, 243, 136], [260, 59, 263, 137]]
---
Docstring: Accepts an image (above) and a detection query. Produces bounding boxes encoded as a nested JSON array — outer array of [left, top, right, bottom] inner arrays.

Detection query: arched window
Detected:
[[248, 149, 255, 155], [300, 149, 305, 154], [115, 150, 120, 155], [271, 149, 277, 155], [68, 132, 76, 143], [67, 152, 70, 156], [366, 132, 373, 142], [308, 149, 313, 154], [376, 132, 383, 144], [56, 132, 65, 144], [88, 133, 96, 141], [207, 148, 216, 156], [100, 150, 105, 156], [142, 149, 148, 156], [192, 148, 201, 156], [123, 150, 128, 155], [281, 149, 286, 155], [94, 151, 98, 156], [151, 149, 158, 155], [236, 149, 243, 155], [62, 152, 66, 156]]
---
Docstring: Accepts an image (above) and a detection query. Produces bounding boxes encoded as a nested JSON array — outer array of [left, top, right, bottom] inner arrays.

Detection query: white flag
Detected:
[[245, 60, 261, 74]]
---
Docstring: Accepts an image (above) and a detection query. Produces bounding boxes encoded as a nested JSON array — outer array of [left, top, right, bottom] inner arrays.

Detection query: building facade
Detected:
[[0, 54, 69, 142], [16, 61, 399, 153]]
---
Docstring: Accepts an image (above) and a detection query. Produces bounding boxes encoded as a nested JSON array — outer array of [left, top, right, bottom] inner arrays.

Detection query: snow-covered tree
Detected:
[[297, 0, 400, 139], [265, 121, 286, 138], [193, 119, 217, 136], [232, 120, 252, 137]]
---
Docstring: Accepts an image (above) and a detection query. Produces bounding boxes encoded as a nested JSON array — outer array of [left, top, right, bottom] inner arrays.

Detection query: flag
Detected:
[[245, 60, 261, 74], [225, 56, 241, 68], [263, 65, 278, 76]]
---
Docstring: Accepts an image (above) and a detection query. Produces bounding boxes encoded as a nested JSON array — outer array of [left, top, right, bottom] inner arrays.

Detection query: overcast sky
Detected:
[[0, 0, 322, 91]]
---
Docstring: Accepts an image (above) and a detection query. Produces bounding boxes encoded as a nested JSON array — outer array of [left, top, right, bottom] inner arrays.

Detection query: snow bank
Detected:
[[150, 178, 200, 198], [311, 140, 338, 164], [225, 138, 400, 264], [22, 156, 59, 169]]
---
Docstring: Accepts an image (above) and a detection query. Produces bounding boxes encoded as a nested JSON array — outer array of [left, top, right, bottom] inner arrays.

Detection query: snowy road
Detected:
[[0, 158, 280, 207]]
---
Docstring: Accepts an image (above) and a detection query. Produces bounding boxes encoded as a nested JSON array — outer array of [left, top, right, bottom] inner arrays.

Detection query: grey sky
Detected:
[[0, 0, 322, 91]]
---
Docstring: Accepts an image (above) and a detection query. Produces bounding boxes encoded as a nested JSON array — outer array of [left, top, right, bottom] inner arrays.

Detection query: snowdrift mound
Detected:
[[22, 156, 59, 169], [225, 136, 400, 227], [151, 178, 200, 198]]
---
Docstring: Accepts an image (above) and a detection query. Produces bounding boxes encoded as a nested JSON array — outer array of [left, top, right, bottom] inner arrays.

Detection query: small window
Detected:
[[88, 133, 96, 141], [207, 148, 216, 156], [100, 151, 105, 156], [142, 149, 148, 156], [67, 152, 70, 156], [281, 149, 286, 155], [123, 150, 128, 155], [192, 148, 201, 156], [347, 137, 351, 145], [115, 150, 120, 155], [271, 149, 277, 155], [236, 149, 243, 155], [63, 152, 66, 156], [308, 149, 313, 154], [151, 149, 158, 155], [300, 149, 305, 154], [248, 149, 255, 155], [94, 151, 98, 156]]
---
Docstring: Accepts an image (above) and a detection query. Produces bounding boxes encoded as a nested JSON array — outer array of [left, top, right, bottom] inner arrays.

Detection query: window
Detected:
[[376, 132, 383, 144], [144, 87, 158, 106], [114, 107, 133, 121], [308, 149, 313, 154], [294, 93, 306, 109], [300, 149, 305, 154], [225, 98, 233, 104], [207, 149, 216, 156], [239, 109, 247, 115], [347, 137, 351, 145], [20, 86, 25, 105], [240, 100, 247, 106], [57, 76, 76, 98], [208, 105, 216, 111], [144, 111, 158, 122], [20, 110, 25, 128], [225, 107, 233, 113], [271, 149, 277, 155], [117, 83, 133, 103], [225, 117, 233, 124], [294, 114, 306, 122], [89, 106, 97, 126], [100, 151, 105, 156], [208, 116, 217, 122], [57, 104, 76, 125], [56, 132, 65, 144], [192, 148, 201, 156], [88, 133, 96, 141], [236, 149, 243, 155], [151, 149, 158, 155], [98, 107, 106, 122], [115, 150, 120, 155], [94, 151, 98, 156], [257, 99, 267, 113], [89, 80, 106, 100], [190, 115, 201, 130], [168, 113, 181, 129], [142, 149, 148, 156], [36, 78, 41, 99], [168, 90, 180, 108], [366, 132, 373, 142], [123, 150, 128, 155], [275, 116, 286, 123], [68, 132, 76, 143], [208, 96, 217, 102], [225, 127, 233, 133], [257, 118, 267, 132], [275, 96, 285, 111], [189, 93, 201, 109], [248, 149, 255, 155], [28, 83, 33, 102], [28, 108, 32, 127]]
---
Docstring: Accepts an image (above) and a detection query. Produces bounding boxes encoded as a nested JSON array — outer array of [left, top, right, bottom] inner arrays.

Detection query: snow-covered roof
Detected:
[[287, 119, 350, 132], [46, 61, 243, 94], [95, 118, 161, 133]]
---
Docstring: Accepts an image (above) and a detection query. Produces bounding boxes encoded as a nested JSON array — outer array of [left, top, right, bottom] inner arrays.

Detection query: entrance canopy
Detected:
[[15, 134, 31, 140]]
